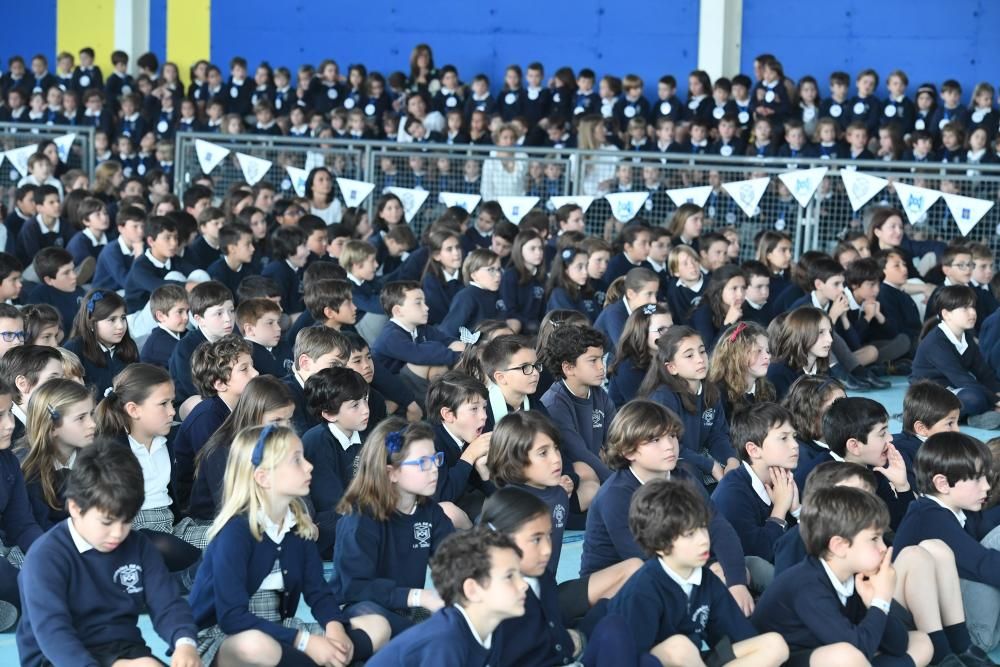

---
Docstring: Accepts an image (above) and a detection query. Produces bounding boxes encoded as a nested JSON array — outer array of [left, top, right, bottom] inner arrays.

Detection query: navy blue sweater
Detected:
[[980, 309, 1000, 374], [0, 449, 43, 554], [546, 286, 599, 323], [911, 326, 1000, 401], [207, 257, 255, 297], [248, 340, 288, 378], [711, 464, 791, 561], [26, 283, 83, 337], [331, 502, 454, 609], [281, 373, 316, 435], [499, 268, 545, 332], [604, 253, 652, 286], [17, 521, 197, 667], [431, 424, 494, 504], [594, 300, 629, 353], [124, 254, 185, 314], [350, 277, 383, 317], [367, 606, 490, 667], [261, 259, 305, 314], [140, 327, 182, 369], [765, 360, 804, 401], [877, 282, 922, 345], [752, 556, 909, 658], [893, 496, 1000, 588], [62, 338, 128, 399], [439, 284, 506, 339], [172, 395, 230, 512], [92, 239, 135, 291], [422, 273, 463, 326], [665, 279, 705, 324], [187, 441, 227, 521], [372, 321, 459, 374], [490, 572, 575, 667], [540, 381, 616, 482], [581, 466, 746, 586], [647, 385, 735, 476], [184, 235, 221, 271], [608, 356, 646, 406], [25, 469, 70, 531], [301, 423, 361, 553], [512, 483, 571, 579], [15, 217, 75, 266], [167, 328, 208, 406], [189, 515, 346, 645], [66, 231, 107, 265], [608, 558, 756, 654]]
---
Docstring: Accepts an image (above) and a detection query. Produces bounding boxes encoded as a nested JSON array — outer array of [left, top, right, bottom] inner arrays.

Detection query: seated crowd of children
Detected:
[[4, 45, 1000, 667]]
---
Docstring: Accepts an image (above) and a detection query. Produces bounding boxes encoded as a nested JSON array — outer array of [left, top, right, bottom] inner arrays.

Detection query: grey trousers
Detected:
[[959, 523, 1000, 651]]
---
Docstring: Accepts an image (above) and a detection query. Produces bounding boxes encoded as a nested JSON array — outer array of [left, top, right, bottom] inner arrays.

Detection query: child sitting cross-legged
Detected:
[[608, 478, 789, 666]]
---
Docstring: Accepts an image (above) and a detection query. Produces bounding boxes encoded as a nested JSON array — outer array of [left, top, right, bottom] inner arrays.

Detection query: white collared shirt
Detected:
[[455, 603, 493, 649], [844, 287, 861, 311], [745, 299, 764, 311], [743, 462, 771, 506], [525, 575, 541, 599], [441, 424, 466, 451], [37, 216, 60, 234], [938, 322, 969, 356], [677, 275, 704, 293], [648, 258, 666, 273], [390, 318, 418, 341], [127, 434, 172, 510], [82, 228, 107, 247], [487, 382, 529, 425], [925, 493, 967, 527], [443, 269, 460, 282], [157, 324, 182, 340], [258, 508, 297, 591], [117, 235, 133, 256], [819, 559, 855, 606], [328, 423, 361, 451], [810, 291, 828, 312], [67, 516, 95, 553], [12, 403, 26, 425], [346, 273, 363, 286], [659, 558, 702, 598], [144, 250, 171, 271], [55, 449, 77, 471]]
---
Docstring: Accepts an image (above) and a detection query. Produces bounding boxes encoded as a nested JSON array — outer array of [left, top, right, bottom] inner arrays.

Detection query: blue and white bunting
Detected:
[[53, 133, 76, 163], [235, 152, 273, 187], [777, 167, 828, 208], [285, 165, 309, 197], [439, 192, 482, 212], [665, 185, 713, 209], [495, 196, 540, 224], [839, 170, 888, 212], [386, 186, 430, 223], [892, 182, 941, 224], [548, 195, 595, 213], [4, 143, 38, 178], [604, 192, 650, 223], [942, 193, 994, 237], [194, 139, 229, 174], [721, 177, 770, 218], [337, 178, 376, 208]]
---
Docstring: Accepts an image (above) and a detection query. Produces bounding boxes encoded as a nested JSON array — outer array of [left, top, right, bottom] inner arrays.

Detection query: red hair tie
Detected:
[[728, 321, 748, 342]]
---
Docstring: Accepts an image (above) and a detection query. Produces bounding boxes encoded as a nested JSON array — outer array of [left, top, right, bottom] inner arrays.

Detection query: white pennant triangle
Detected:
[[337, 178, 376, 208], [4, 143, 38, 178], [604, 192, 650, 223], [839, 170, 888, 212], [548, 195, 595, 213], [495, 196, 540, 224], [236, 152, 273, 187], [942, 193, 994, 237], [195, 139, 229, 174], [53, 133, 77, 163], [386, 186, 430, 223], [777, 167, 828, 208], [721, 177, 771, 218], [892, 182, 942, 225], [665, 185, 713, 208], [285, 166, 309, 197], [439, 192, 482, 212]]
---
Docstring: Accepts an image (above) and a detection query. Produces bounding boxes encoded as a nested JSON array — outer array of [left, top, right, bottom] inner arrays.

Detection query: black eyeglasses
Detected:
[[0, 331, 24, 343], [648, 326, 671, 336], [503, 362, 543, 375]]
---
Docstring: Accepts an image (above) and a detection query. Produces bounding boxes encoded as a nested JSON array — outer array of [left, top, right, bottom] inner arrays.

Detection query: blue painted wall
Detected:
[[740, 0, 1000, 97], [208, 0, 700, 98], [0, 1, 57, 71]]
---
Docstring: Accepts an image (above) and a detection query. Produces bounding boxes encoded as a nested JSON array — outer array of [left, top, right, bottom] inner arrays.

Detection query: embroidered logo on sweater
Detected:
[[592, 409, 605, 429], [702, 408, 716, 427], [114, 564, 144, 594], [552, 504, 566, 528], [532, 286, 545, 299], [691, 605, 710, 634], [413, 522, 432, 548]]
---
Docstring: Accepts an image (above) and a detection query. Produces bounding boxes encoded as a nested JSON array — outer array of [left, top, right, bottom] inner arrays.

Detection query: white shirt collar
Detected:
[[829, 450, 845, 462], [819, 558, 856, 606], [441, 424, 466, 449], [66, 517, 94, 553], [285, 259, 300, 272], [144, 249, 170, 270], [117, 235, 133, 256], [390, 318, 418, 340], [470, 280, 488, 291], [12, 403, 26, 425], [746, 298, 764, 310], [924, 493, 967, 527], [37, 217, 60, 234], [677, 275, 704, 293], [659, 558, 703, 597], [128, 433, 168, 456], [487, 382, 528, 425], [622, 296, 634, 316], [844, 287, 861, 311], [55, 449, 78, 471], [346, 272, 363, 286], [443, 268, 460, 282], [455, 604, 492, 649], [328, 422, 361, 451], [743, 462, 771, 506], [937, 322, 969, 355], [648, 258, 666, 273], [158, 324, 182, 340], [525, 575, 541, 599], [260, 507, 297, 544], [810, 291, 827, 311]]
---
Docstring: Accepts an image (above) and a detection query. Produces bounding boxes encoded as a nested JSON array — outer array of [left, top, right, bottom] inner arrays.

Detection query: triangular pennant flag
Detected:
[[285, 166, 309, 197], [839, 170, 888, 212], [4, 143, 38, 178], [942, 193, 994, 237], [604, 192, 650, 223], [495, 196, 540, 224], [386, 186, 430, 223], [777, 167, 828, 208], [53, 133, 76, 163], [439, 191, 482, 212], [235, 152, 273, 187], [721, 177, 771, 218], [548, 195, 595, 213], [892, 182, 942, 225], [337, 177, 376, 208], [195, 139, 229, 174], [665, 185, 713, 208]]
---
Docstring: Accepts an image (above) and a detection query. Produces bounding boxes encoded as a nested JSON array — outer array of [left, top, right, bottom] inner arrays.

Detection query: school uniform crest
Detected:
[[592, 409, 605, 429], [532, 285, 545, 299], [702, 408, 716, 427], [413, 521, 432, 548], [113, 563, 144, 594], [495, 298, 506, 311], [691, 604, 710, 633], [552, 504, 566, 528]]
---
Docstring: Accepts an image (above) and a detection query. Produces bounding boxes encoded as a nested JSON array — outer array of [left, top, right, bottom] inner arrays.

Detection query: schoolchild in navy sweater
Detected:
[[260, 226, 309, 317], [420, 229, 465, 325], [25, 247, 85, 337], [643, 326, 739, 483], [500, 230, 547, 334], [439, 249, 512, 338], [480, 334, 550, 433], [66, 197, 111, 265], [594, 268, 659, 351], [93, 205, 145, 290], [609, 479, 786, 665], [753, 486, 929, 667], [332, 419, 456, 637], [124, 215, 190, 314], [237, 298, 290, 378], [875, 249, 923, 352], [183, 207, 223, 271], [207, 223, 257, 297], [17, 441, 200, 667], [539, 325, 616, 482], [342, 240, 385, 322], [140, 284, 189, 369], [168, 281, 236, 408], [62, 289, 137, 398], [16, 186, 74, 265], [371, 281, 461, 375], [603, 226, 654, 286], [189, 425, 386, 665], [664, 245, 706, 324]]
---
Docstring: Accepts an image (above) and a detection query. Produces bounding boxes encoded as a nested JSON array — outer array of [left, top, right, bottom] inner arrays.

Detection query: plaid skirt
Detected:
[[132, 507, 211, 550], [196, 558, 321, 665], [0, 544, 24, 569]]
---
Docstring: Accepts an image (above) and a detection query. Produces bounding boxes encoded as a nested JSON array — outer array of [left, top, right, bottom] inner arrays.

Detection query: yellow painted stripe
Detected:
[[167, 0, 211, 88], [57, 0, 117, 75]]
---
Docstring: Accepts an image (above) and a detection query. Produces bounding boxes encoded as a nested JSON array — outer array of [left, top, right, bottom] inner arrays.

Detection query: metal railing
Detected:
[[0, 122, 96, 193], [173, 132, 1000, 257]]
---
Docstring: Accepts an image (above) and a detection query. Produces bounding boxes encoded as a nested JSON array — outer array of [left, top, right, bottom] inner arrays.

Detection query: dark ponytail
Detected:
[[479, 486, 550, 535]]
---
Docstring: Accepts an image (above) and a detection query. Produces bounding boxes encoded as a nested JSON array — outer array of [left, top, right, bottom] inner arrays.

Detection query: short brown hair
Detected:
[[293, 326, 349, 370], [799, 486, 888, 558], [191, 334, 252, 396], [304, 279, 352, 320], [802, 461, 877, 504], [488, 411, 561, 486], [189, 281, 234, 317], [629, 478, 710, 556], [149, 284, 188, 318], [430, 527, 522, 606], [236, 297, 282, 330], [341, 240, 376, 273], [35, 247, 74, 282], [604, 400, 683, 470], [379, 281, 421, 317]]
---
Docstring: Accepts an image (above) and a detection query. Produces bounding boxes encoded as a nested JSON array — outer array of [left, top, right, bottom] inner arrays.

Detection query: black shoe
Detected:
[[841, 371, 875, 391], [957, 644, 998, 666], [869, 362, 890, 377], [860, 368, 892, 389], [889, 359, 912, 376]]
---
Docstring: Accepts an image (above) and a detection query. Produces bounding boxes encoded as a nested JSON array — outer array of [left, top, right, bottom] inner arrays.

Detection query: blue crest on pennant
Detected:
[[350, 189, 357, 198], [204, 151, 212, 161], [617, 201, 633, 216], [512, 205, 520, 215], [906, 194, 923, 212], [962, 208, 971, 220], [795, 178, 809, 193], [685, 197, 694, 203], [739, 184, 754, 206]]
